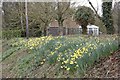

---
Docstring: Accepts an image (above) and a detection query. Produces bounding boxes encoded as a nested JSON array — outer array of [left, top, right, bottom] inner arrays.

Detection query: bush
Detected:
[[2, 29, 21, 39]]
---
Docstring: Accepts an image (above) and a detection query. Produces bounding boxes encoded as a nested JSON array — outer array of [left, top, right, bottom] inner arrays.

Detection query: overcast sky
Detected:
[[1, 0, 119, 16], [72, 0, 119, 16]]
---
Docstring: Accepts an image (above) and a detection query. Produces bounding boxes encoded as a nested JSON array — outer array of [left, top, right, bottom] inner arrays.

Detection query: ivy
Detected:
[[102, 1, 115, 34]]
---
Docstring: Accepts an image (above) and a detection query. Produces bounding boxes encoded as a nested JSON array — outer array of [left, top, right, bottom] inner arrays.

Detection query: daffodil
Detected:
[[30, 47, 33, 50], [57, 59, 60, 61], [70, 60, 74, 64], [51, 52, 54, 55], [64, 59, 69, 63], [43, 59, 46, 61], [76, 65, 79, 67], [61, 66, 63, 68], [64, 66, 67, 69], [41, 62, 44, 65], [74, 61, 77, 63], [82, 47, 86, 52], [62, 62, 64, 64], [66, 67, 70, 71], [71, 58, 75, 60]]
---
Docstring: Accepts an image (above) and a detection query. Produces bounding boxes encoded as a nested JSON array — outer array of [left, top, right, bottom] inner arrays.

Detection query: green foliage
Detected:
[[94, 16, 107, 33], [2, 30, 21, 39], [2, 47, 20, 61], [2, 2, 75, 36], [3, 2, 24, 29], [102, 1, 115, 34], [74, 6, 95, 25], [74, 6, 95, 34], [2, 2, 51, 37], [7, 35, 118, 77]]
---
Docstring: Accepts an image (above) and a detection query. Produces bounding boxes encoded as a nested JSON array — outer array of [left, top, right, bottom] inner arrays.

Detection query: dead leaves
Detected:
[[84, 49, 120, 78]]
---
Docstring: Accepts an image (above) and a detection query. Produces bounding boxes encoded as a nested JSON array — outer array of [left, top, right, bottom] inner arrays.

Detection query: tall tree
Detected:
[[87, 0, 107, 33], [0, 0, 3, 36], [112, 1, 120, 34], [3, 2, 20, 29], [118, 2, 120, 34], [74, 6, 95, 35], [25, 0, 29, 39], [102, 0, 115, 34], [28, 2, 55, 36], [19, 2, 24, 31], [87, 0, 99, 18], [53, 0, 75, 36], [117, 1, 120, 47], [2, 2, 26, 30]]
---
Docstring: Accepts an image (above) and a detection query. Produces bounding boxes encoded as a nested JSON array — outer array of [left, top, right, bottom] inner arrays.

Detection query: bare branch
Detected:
[[87, 0, 101, 19], [61, 2, 70, 14]]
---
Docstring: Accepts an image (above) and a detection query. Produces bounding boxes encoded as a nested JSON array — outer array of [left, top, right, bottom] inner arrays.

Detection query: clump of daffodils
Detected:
[[11, 35, 118, 73], [12, 36, 53, 50]]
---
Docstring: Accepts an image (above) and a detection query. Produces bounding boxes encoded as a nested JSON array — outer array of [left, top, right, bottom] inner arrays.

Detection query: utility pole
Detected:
[[25, 0, 29, 39]]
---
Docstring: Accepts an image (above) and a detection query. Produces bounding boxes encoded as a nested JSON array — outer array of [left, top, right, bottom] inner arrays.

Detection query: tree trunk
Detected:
[[65, 27, 68, 35], [81, 25, 87, 35], [43, 26, 47, 36], [20, 2, 24, 31], [25, 0, 29, 39], [80, 20, 88, 35], [58, 21, 64, 36], [20, 15, 24, 30], [43, 23, 49, 36], [118, 2, 120, 48]]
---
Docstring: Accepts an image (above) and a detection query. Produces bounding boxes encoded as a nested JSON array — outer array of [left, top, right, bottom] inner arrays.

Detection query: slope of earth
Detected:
[[24, 49, 120, 78], [1, 35, 119, 78], [84, 49, 120, 78]]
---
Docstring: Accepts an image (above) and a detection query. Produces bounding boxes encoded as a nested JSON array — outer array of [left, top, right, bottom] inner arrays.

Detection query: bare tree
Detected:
[[28, 2, 55, 36], [112, 2, 119, 34], [87, 0, 107, 33], [87, 0, 101, 18], [25, 0, 29, 39], [118, 2, 120, 47], [0, 0, 3, 38], [53, 0, 75, 36], [19, 2, 24, 31], [118, 2, 120, 35]]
